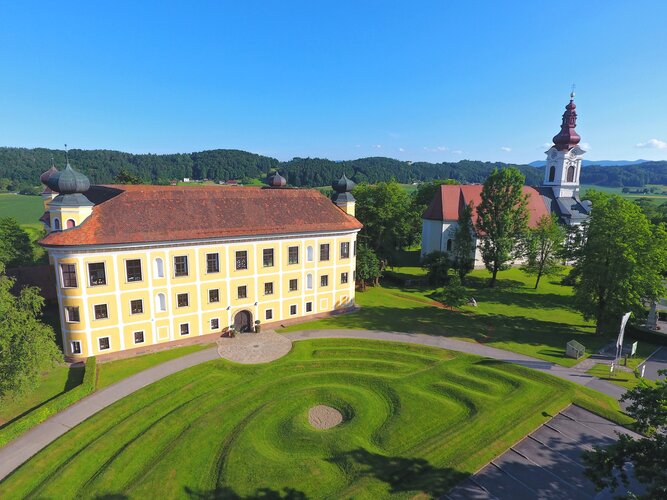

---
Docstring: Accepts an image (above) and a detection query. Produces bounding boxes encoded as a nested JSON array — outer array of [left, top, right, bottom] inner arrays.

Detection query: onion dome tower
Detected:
[[331, 174, 356, 216], [45, 153, 93, 232], [266, 171, 287, 188], [39, 161, 59, 210], [542, 91, 586, 198]]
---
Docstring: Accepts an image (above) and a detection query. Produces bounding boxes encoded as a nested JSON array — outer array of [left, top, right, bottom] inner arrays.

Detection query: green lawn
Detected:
[[282, 267, 614, 367], [0, 365, 84, 426], [0, 339, 628, 499], [585, 343, 660, 390], [0, 193, 44, 224], [96, 343, 213, 388]]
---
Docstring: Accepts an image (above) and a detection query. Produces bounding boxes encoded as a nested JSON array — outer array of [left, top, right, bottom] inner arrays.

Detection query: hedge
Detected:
[[0, 357, 97, 447], [626, 325, 667, 346]]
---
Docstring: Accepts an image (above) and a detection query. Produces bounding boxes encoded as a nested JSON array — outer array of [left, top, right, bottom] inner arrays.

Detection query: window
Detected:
[[210, 318, 220, 330], [306, 301, 313, 313], [288, 246, 299, 265], [548, 165, 556, 182], [130, 299, 143, 314], [290, 304, 297, 315], [341, 242, 350, 259], [208, 289, 220, 303], [156, 293, 167, 312], [320, 244, 330, 261], [235, 251, 248, 270], [237, 286, 247, 299], [307, 246, 314, 262], [180, 323, 190, 336], [306, 273, 313, 290], [126, 259, 142, 282], [94, 304, 108, 320], [321, 275, 329, 287], [174, 255, 189, 277], [154, 257, 165, 278], [71, 341, 81, 355], [567, 165, 575, 182], [177, 293, 189, 307], [206, 253, 219, 273], [341, 272, 349, 284], [289, 279, 298, 291], [98, 337, 110, 350], [264, 282, 274, 295], [65, 306, 80, 322], [446, 239, 453, 251], [263, 248, 274, 267], [134, 331, 145, 344], [60, 264, 78, 288], [66, 219, 75, 229], [265, 309, 273, 320], [53, 218, 60, 231], [354, 240, 357, 256], [88, 262, 106, 286]]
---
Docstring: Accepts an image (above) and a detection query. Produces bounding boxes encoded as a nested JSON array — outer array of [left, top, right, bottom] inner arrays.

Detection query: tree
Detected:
[[353, 180, 421, 264], [114, 168, 144, 185], [520, 214, 566, 289], [411, 179, 460, 213], [0, 262, 62, 400], [451, 202, 476, 281], [355, 244, 381, 291], [583, 371, 667, 498], [573, 193, 667, 334], [440, 273, 467, 309], [421, 251, 451, 287], [475, 168, 529, 287], [0, 217, 34, 268]]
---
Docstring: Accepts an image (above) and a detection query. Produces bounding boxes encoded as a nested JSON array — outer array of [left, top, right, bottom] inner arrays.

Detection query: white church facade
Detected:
[[421, 93, 591, 267]]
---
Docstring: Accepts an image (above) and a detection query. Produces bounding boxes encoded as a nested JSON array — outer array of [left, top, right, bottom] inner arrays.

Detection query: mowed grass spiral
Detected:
[[1, 339, 584, 499]]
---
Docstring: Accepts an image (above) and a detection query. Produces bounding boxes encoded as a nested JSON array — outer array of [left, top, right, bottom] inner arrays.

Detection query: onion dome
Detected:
[[332, 174, 355, 193], [40, 165, 59, 185], [46, 163, 90, 194], [267, 172, 287, 187], [552, 92, 581, 151]]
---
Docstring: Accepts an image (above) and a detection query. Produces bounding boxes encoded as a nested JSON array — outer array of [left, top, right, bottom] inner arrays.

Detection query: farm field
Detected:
[[581, 184, 667, 203], [282, 267, 616, 367], [0, 339, 628, 498], [0, 193, 44, 224]]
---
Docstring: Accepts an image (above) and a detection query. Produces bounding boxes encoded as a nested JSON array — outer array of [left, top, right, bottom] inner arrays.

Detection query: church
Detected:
[[421, 93, 591, 266], [37, 167, 361, 359]]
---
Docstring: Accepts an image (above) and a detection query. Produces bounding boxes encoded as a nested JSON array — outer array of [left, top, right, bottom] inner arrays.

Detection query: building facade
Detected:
[[421, 93, 591, 264], [38, 171, 361, 359]]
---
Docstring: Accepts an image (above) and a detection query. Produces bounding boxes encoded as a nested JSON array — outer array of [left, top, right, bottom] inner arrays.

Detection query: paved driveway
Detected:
[[446, 405, 642, 499], [640, 346, 667, 381]]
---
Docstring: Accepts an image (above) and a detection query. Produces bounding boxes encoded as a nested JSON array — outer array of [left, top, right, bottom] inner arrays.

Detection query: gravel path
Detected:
[[308, 405, 343, 429], [217, 331, 292, 364]]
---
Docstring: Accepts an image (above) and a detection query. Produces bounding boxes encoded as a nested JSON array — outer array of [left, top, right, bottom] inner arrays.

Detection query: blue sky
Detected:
[[1, 1, 666, 163]]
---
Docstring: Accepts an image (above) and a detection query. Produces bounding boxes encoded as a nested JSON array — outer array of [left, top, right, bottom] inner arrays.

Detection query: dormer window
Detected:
[[67, 219, 76, 229]]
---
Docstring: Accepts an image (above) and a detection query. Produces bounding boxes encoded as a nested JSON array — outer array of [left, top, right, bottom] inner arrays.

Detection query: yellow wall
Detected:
[[50, 231, 359, 358]]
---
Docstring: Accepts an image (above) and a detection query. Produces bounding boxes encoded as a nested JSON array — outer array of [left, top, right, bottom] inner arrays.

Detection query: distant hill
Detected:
[[529, 159, 649, 167], [0, 147, 542, 190]]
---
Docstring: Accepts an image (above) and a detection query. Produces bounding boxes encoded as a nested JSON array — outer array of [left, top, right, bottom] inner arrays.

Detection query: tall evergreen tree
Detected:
[[451, 202, 476, 281], [475, 168, 529, 287], [573, 193, 667, 334]]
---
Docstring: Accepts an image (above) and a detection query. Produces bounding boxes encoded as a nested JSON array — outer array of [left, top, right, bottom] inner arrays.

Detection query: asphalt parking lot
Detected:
[[446, 405, 642, 499]]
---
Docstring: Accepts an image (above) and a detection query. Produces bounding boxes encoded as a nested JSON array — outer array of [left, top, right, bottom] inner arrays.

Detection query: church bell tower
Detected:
[[543, 92, 586, 198]]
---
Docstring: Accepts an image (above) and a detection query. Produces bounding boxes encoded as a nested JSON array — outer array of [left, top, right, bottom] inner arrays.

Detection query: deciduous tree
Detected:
[[475, 168, 529, 287], [355, 244, 381, 291], [0, 217, 34, 268], [451, 202, 476, 281], [573, 193, 667, 334], [421, 251, 451, 287], [521, 214, 565, 289]]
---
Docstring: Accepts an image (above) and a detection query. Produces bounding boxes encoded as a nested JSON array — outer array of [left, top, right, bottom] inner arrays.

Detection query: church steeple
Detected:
[[542, 92, 586, 199]]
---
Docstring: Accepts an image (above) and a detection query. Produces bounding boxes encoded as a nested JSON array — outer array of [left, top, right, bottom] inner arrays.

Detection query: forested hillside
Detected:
[[0, 147, 665, 192]]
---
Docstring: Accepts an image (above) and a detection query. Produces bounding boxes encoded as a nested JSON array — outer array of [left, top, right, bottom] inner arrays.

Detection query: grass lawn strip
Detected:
[[0, 339, 631, 499]]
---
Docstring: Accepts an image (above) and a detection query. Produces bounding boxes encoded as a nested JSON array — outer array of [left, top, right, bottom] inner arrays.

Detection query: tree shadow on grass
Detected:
[[183, 486, 307, 499], [327, 447, 466, 496]]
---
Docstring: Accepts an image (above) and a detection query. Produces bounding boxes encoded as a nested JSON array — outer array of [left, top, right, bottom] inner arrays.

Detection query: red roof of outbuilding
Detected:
[[423, 184, 550, 228], [40, 185, 362, 247]]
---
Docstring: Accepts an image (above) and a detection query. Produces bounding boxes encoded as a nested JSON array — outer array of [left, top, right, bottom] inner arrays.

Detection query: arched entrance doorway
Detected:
[[234, 310, 253, 333]]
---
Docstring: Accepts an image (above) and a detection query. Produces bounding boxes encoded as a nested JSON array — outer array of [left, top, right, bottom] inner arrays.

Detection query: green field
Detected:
[[581, 184, 667, 204], [282, 267, 614, 367], [0, 193, 44, 224], [0, 339, 627, 499]]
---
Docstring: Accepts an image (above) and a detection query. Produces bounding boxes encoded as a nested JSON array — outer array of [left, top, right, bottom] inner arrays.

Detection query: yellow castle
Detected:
[[38, 165, 361, 359]]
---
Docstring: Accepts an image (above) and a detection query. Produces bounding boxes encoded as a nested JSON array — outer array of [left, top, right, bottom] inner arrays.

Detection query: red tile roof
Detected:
[[40, 185, 362, 247], [423, 184, 550, 228]]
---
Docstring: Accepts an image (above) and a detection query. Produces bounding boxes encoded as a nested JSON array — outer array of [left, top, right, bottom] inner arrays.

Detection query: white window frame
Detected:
[[179, 322, 190, 336], [156, 293, 167, 312], [70, 340, 82, 355], [306, 245, 314, 262], [206, 252, 220, 274], [176, 292, 189, 308], [154, 257, 165, 278], [289, 304, 297, 316], [306, 273, 313, 290], [129, 298, 144, 315], [210, 318, 220, 330], [133, 330, 145, 344], [60, 263, 78, 289], [306, 301, 313, 313], [64, 305, 80, 323], [265, 309, 273, 321], [93, 303, 109, 321], [208, 288, 220, 303], [87, 262, 107, 287], [98, 336, 111, 351], [124, 258, 143, 283], [173, 255, 189, 278]]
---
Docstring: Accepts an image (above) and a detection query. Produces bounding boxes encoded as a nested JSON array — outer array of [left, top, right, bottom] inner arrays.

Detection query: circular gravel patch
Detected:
[[308, 405, 343, 430], [217, 331, 292, 364]]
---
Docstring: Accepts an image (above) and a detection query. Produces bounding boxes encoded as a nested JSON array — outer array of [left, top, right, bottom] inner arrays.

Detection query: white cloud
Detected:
[[373, 144, 382, 149], [423, 146, 448, 152], [636, 138, 667, 149], [500, 146, 512, 152], [580, 142, 591, 151], [452, 150, 463, 155], [398, 147, 405, 152]]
